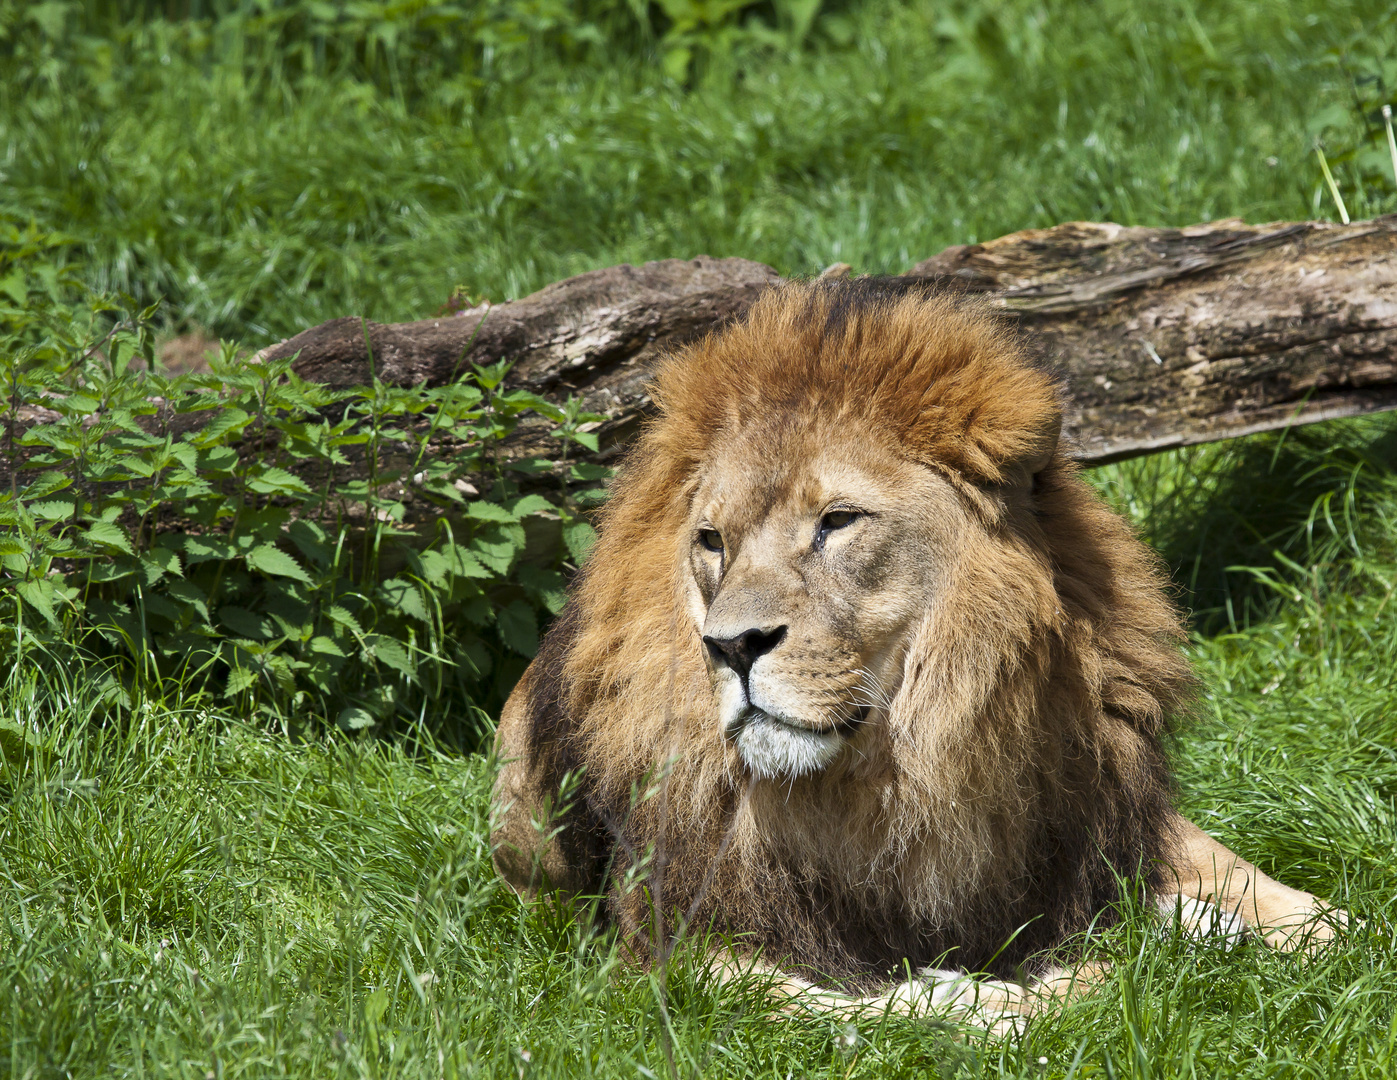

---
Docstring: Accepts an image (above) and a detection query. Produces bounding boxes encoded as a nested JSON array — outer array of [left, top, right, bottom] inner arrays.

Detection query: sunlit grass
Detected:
[[1, 0, 1392, 343]]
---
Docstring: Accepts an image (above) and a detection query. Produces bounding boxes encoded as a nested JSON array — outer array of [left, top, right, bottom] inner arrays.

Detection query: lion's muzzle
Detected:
[[705, 624, 865, 778], [728, 707, 848, 780]]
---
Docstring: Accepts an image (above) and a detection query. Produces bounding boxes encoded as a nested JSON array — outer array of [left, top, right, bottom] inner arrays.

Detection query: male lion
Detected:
[[491, 279, 1339, 1027]]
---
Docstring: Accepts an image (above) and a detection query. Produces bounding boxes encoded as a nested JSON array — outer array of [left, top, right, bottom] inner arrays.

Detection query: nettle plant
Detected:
[[0, 223, 605, 733]]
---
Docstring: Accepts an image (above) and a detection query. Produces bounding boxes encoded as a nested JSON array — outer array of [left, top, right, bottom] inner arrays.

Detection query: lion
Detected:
[[491, 278, 1340, 1028]]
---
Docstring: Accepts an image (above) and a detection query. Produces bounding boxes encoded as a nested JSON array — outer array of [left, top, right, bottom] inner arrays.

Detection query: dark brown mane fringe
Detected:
[[521, 278, 1193, 988]]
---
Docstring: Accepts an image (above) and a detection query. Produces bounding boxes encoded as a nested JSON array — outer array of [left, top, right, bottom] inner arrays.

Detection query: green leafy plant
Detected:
[[0, 219, 606, 736], [1307, 11, 1397, 220], [651, 0, 824, 82]]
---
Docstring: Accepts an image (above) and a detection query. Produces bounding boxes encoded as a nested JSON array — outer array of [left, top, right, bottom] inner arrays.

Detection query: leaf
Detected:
[[559, 429, 600, 452], [245, 544, 313, 584], [83, 520, 134, 555], [0, 271, 26, 306], [138, 592, 184, 624], [458, 595, 492, 626], [16, 579, 60, 627], [288, 519, 331, 567], [568, 462, 612, 482], [469, 522, 525, 575], [364, 634, 415, 678], [380, 579, 429, 622], [517, 564, 567, 614], [28, 499, 76, 521], [662, 43, 693, 81], [309, 635, 347, 658], [139, 547, 182, 584], [88, 557, 137, 584], [465, 500, 518, 523], [169, 442, 200, 473], [219, 605, 273, 640], [563, 520, 598, 564], [470, 536, 517, 575], [198, 445, 240, 472], [242, 506, 291, 541], [0, 717, 40, 762], [506, 493, 556, 518], [442, 543, 492, 580], [326, 605, 364, 637], [55, 392, 100, 416], [192, 407, 251, 447], [337, 707, 377, 731], [263, 583, 310, 637], [19, 471, 71, 501], [225, 664, 258, 696], [166, 580, 210, 622], [179, 534, 239, 564], [497, 599, 538, 658], [413, 548, 449, 587], [246, 466, 314, 496]]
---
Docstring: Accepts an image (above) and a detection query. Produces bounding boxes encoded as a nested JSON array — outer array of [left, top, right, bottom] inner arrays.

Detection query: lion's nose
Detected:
[[702, 626, 787, 681]]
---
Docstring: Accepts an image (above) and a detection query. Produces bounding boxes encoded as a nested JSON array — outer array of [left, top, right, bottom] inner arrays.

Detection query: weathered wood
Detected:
[[254, 216, 1397, 464], [261, 255, 780, 459], [908, 217, 1397, 462]]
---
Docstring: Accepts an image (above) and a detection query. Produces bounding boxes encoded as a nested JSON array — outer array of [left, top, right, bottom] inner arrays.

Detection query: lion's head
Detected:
[[512, 279, 1195, 982], [685, 370, 1060, 782]]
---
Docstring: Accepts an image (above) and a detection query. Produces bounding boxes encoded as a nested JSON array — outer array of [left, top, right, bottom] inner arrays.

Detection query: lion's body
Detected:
[[492, 279, 1336, 1005]]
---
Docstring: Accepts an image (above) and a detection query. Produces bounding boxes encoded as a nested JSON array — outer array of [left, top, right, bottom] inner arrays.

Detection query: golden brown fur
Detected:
[[492, 279, 1339, 1005]]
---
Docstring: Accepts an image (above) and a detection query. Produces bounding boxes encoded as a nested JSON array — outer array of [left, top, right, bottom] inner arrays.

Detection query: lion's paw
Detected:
[[1259, 899, 1349, 953], [1156, 893, 1248, 948], [893, 969, 1027, 1036]]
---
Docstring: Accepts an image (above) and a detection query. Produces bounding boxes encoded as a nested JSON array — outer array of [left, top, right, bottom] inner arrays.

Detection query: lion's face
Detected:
[[686, 423, 975, 779]]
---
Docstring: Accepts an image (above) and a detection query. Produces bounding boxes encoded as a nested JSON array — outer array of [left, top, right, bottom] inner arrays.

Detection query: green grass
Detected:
[[2, 416, 1395, 1079], [1, 0, 1393, 345], [3, 0, 1397, 1073]]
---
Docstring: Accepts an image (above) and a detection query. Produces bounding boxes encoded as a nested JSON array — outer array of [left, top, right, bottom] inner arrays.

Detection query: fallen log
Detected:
[[264, 256, 780, 461], [907, 217, 1397, 462], [260, 215, 1397, 465]]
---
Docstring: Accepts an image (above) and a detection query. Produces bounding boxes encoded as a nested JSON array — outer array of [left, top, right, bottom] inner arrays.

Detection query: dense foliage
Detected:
[[1, 218, 603, 734]]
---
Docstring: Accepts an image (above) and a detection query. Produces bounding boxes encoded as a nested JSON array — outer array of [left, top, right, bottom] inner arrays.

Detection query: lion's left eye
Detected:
[[821, 511, 856, 531], [698, 529, 725, 553]]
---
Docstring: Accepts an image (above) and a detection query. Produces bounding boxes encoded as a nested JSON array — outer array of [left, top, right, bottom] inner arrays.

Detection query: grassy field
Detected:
[[4, 0, 1397, 1075], [1, 0, 1393, 344], [4, 417, 1396, 1079]]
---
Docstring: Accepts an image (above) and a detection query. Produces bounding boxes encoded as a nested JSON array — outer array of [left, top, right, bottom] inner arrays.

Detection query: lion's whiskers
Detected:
[[849, 668, 894, 717]]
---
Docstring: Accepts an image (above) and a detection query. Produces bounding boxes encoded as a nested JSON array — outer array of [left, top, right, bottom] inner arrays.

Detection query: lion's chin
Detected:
[[732, 711, 845, 780]]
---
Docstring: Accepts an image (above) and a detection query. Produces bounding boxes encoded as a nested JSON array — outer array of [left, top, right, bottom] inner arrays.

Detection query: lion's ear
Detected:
[[1003, 411, 1062, 488]]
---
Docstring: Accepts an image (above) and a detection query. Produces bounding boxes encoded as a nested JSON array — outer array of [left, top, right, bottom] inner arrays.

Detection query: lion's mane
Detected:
[[518, 279, 1194, 988]]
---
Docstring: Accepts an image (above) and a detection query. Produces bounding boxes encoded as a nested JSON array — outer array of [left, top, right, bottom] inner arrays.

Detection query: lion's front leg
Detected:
[[490, 666, 594, 900], [860, 969, 1034, 1036], [1161, 812, 1344, 950], [714, 954, 1102, 1037]]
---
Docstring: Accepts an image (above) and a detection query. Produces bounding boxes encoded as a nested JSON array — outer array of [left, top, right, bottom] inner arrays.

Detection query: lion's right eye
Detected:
[[698, 529, 724, 553]]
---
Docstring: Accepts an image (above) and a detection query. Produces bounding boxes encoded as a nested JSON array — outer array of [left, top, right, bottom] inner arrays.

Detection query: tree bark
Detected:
[[256, 216, 1397, 466], [261, 255, 781, 461], [907, 216, 1397, 462]]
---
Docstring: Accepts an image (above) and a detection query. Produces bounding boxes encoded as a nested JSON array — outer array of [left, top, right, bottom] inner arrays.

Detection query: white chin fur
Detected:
[[734, 713, 843, 779]]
